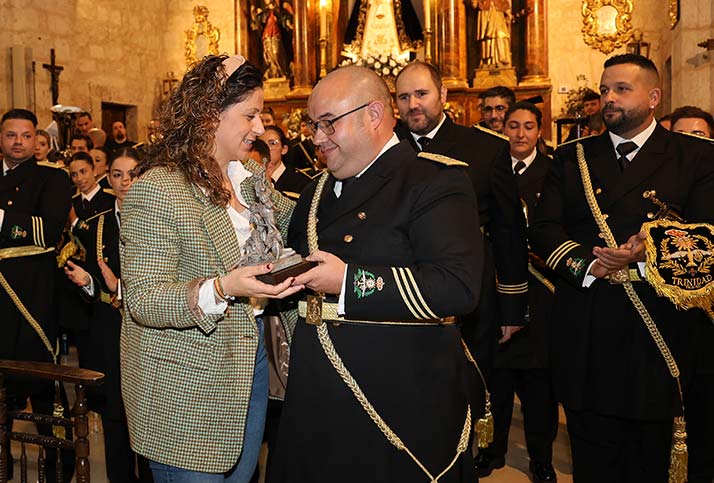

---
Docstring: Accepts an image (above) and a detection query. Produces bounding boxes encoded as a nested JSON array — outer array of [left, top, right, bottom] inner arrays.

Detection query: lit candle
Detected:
[[424, 0, 430, 30], [320, 0, 327, 38]]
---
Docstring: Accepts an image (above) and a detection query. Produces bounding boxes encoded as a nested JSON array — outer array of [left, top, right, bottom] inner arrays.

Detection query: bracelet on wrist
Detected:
[[213, 276, 235, 303]]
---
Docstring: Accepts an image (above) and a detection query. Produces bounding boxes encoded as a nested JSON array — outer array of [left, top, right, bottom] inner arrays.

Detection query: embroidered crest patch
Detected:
[[9, 225, 27, 239], [353, 268, 384, 299], [566, 257, 585, 277]]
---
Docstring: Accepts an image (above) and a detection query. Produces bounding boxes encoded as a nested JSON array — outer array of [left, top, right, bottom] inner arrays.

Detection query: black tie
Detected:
[[417, 137, 431, 151], [338, 176, 356, 198], [513, 161, 526, 175], [616, 141, 638, 171]]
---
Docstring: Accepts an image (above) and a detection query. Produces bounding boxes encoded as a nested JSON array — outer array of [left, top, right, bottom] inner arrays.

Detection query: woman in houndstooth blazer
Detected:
[[120, 55, 302, 482]]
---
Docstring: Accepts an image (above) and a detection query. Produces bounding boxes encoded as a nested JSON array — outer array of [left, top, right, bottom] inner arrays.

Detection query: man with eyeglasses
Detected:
[[478, 86, 516, 133], [271, 65, 485, 483], [394, 62, 529, 414]]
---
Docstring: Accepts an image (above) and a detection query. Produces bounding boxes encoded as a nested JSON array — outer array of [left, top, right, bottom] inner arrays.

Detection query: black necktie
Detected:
[[616, 141, 638, 171], [338, 176, 356, 198], [513, 161, 526, 175], [417, 136, 431, 151]]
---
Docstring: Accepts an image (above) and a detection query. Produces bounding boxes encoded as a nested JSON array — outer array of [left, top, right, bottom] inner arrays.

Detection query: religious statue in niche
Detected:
[[341, 0, 422, 84], [473, 0, 512, 67], [250, 0, 294, 80], [184, 5, 221, 67]]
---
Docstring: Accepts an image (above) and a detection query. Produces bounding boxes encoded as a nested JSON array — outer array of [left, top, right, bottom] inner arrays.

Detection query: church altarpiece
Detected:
[[235, 0, 553, 137]]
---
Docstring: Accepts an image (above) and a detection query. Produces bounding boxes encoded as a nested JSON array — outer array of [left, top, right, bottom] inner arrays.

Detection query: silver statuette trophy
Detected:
[[238, 164, 315, 284]]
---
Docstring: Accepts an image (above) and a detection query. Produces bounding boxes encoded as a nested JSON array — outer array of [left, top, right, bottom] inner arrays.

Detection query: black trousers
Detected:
[[684, 372, 714, 483], [480, 367, 558, 463], [565, 408, 672, 483]]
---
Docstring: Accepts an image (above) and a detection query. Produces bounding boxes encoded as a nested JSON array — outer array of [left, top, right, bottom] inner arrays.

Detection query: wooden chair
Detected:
[[0, 360, 104, 483]]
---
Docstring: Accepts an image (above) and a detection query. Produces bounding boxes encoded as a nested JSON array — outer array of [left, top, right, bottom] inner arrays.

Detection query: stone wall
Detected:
[[546, 0, 671, 124], [0, 0, 235, 143]]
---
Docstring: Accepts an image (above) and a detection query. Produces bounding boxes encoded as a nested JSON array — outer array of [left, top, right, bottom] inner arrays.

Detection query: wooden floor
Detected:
[[9, 349, 574, 482]]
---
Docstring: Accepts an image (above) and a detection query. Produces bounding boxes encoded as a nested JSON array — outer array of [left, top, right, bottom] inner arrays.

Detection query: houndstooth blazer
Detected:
[[119, 162, 297, 472]]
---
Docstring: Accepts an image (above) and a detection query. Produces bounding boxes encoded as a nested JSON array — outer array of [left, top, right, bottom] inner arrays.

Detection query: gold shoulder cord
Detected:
[[528, 264, 556, 294], [0, 268, 66, 438], [576, 143, 687, 483], [306, 171, 479, 482]]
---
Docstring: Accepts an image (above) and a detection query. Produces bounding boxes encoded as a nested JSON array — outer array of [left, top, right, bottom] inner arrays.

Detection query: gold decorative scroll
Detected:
[[581, 0, 633, 54]]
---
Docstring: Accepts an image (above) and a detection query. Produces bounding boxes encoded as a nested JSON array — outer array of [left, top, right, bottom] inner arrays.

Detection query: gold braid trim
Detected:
[[461, 340, 494, 448], [529, 264, 555, 294], [576, 143, 687, 483], [96, 214, 105, 262], [0, 272, 57, 364], [306, 171, 472, 481]]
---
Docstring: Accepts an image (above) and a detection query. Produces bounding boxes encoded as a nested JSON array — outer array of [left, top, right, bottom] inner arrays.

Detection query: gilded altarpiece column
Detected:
[[521, 0, 548, 83], [436, 0, 468, 88], [291, 0, 318, 95], [235, 1, 252, 57]]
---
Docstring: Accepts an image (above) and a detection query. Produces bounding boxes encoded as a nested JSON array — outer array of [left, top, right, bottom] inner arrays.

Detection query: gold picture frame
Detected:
[[581, 0, 633, 54], [184, 5, 221, 67]]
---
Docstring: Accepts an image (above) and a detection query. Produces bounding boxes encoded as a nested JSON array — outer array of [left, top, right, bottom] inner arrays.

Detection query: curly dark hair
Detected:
[[139, 55, 263, 206]]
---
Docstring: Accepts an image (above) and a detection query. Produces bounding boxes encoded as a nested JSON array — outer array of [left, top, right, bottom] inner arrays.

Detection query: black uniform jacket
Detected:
[[397, 118, 529, 362], [0, 159, 71, 361], [285, 137, 317, 171], [71, 208, 125, 419], [272, 165, 311, 199], [271, 140, 484, 483], [529, 127, 714, 420], [496, 152, 556, 369], [72, 187, 116, 220]]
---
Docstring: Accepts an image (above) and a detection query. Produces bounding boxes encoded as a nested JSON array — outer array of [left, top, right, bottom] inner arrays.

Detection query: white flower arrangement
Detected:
[[339, 53, 409, 78]]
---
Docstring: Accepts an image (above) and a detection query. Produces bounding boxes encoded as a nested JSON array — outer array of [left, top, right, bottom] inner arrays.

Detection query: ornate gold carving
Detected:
[[668, 0, 679, 29], [184, 5, 220, 67], [581, 0, 633, 54]]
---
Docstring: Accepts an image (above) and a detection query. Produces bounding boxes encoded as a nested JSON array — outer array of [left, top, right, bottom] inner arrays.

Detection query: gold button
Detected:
[[357, 212, 366, 220], [595, 188, 602, 195], [15, 187, 19, 192], [7, 201, 12, 206], [343, 234, 353, 243]]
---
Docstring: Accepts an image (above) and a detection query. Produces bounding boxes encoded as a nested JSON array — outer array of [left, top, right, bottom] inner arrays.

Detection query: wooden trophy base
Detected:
[[256, 253, 317, 285]]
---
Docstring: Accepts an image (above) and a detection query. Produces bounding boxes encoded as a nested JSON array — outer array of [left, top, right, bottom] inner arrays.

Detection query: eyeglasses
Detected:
[[480, 105, 507, 113], [265, 139, 282, 148], [306, 102, 371, 135]]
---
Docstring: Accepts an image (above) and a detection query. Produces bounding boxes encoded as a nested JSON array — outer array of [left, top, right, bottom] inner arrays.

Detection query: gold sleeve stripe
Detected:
[[395, 267, 429, 319], [402, 267, 438, 319], [32, 216, 46, 247], [546, 240, 580, 269], [497, 281, 529, 294], [31, 217, 38, 245], [391, 267, 422, 319]]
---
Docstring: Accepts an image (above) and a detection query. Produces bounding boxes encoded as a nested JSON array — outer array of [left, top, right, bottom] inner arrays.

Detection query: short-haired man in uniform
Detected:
[[270, 65, 485, 483], [0, 108, 74, 480], [529, 54, 714, 483], [394, 61, 529, 392]]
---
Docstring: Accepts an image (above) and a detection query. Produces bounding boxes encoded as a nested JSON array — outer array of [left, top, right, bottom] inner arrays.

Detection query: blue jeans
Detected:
[[150, 317, 268, 482]]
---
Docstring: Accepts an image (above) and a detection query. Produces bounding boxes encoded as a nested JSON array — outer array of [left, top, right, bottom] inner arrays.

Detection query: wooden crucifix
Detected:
[[42, 49, 64, 105]]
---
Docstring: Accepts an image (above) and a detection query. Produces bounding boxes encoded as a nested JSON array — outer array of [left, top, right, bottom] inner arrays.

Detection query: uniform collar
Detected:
[[82, 183, 102, 201], [511, 148, 538, 174], [409, 112, 447, 145], [608, 117, 657, 160]]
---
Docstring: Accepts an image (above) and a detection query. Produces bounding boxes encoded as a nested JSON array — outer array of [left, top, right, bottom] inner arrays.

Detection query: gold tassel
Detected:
[[52, 380, 65, 439], [668, 416, 688, 483], [52, 402, 65, 439], [475, 396, 494, 448]]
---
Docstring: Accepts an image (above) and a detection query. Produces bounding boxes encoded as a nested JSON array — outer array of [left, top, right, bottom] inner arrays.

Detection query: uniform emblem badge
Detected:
[[566, 257, 585, 277], [9, 225, 27, 239], [353, 268, 384, 299], [642, 219, 714, 320]]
